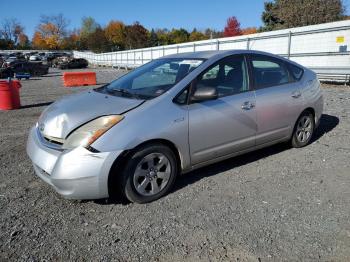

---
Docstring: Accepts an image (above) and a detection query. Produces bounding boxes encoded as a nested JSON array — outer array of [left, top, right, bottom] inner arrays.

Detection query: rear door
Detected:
[[248, 54, 304, 145], [188, 55, 257, 165]]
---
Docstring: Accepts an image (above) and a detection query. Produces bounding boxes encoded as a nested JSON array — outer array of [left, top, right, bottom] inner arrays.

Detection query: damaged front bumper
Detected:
[[26, 126, 122, 199]]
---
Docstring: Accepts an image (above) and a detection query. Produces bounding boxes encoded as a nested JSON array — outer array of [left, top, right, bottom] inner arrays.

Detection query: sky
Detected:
[[0, 0, 350, 38]]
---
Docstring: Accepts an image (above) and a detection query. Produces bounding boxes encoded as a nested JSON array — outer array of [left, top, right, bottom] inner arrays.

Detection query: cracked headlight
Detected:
[[62, 115, 124, 150]]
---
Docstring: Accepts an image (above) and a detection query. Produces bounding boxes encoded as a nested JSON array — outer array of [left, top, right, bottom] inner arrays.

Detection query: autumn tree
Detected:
[[241, 27, 258, 35], [224, 16, 242, 37], [105, 20, 126, 50], [40, 14, 68, 38], [33, 14, 69, 49], [32, 31, 47, 49], [261, 0, 345, 31], [124, 22, 149, 49], [18, 33, 30, 49]]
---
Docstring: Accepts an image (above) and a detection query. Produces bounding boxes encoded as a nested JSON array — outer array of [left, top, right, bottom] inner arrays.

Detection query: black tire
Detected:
[[291, 111, 315, 148], [119, 143, 178, 204]]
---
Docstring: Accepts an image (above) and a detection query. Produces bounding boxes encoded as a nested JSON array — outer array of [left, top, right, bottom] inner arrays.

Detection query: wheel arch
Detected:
[[303, 107, 315, 120], [107, 138, 183, 197], [289, 107, 316, 139]]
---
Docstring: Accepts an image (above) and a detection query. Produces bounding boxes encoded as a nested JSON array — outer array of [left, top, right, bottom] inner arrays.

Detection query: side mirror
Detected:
[[191, 86, 218, 102]]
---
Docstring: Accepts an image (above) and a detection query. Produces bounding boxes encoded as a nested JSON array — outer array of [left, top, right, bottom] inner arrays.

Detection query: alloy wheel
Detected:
[[133, 153, 171, 196], [296, 115, 313, 143]]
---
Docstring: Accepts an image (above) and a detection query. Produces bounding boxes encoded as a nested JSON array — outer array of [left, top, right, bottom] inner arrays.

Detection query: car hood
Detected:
[[38, 90, 144, 139]]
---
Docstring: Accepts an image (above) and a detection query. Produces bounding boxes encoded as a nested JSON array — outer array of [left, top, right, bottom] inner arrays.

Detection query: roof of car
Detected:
[[163, 50, 273, 59], [162, 50, 235, 59], [162, 49, 304, 68]]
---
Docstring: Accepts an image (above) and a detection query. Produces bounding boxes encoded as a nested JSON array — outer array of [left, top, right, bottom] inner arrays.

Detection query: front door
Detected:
[[188, 55, 257, 165]]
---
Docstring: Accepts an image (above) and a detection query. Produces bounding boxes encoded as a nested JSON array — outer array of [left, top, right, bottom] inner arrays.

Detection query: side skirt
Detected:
[[181, 136, 290, 175]]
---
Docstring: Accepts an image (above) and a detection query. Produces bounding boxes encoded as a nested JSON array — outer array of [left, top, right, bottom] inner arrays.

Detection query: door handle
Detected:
[[291, 90, 301, 98], [174, 117, 184, 123], [241, 101, 255, 110]]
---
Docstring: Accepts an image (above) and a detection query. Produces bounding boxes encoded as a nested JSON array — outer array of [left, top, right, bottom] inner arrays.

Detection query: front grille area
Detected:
[[36, 128, 64, 151], [43, 135, 64, 145]]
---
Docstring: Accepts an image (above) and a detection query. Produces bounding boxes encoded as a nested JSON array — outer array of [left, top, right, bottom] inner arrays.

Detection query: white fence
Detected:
[[75, 20, 350, 72]]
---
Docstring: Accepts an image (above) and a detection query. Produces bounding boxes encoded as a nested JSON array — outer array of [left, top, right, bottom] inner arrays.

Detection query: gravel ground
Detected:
[[0, 68, 349, 261]]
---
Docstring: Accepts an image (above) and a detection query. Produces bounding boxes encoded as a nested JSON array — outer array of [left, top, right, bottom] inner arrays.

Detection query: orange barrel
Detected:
[[0, 80, 14, 110], [10, 80, 21, 108]]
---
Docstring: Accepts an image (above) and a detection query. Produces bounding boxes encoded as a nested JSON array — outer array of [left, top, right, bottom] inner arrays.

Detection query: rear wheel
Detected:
[[291, 111, 315, 148], [120, 144, 178, 203]]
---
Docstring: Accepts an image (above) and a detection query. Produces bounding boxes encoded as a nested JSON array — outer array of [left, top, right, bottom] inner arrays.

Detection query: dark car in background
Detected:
[[58, 58, 88, 69], [0, 61, 49, 79], [46, 52, 71, 67], [2, 58, 27, 68]]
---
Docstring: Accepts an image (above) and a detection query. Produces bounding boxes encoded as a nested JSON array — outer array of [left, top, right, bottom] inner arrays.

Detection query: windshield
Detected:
[[101, 58, 204, 99]]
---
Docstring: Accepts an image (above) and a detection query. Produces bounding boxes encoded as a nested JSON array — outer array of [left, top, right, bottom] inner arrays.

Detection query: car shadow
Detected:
[[311, 113, 339, 142], [95, 113, 339, 205], [173, 113, 339, 193], [20, 102, 53, 109], [93, 197, 129, 205]]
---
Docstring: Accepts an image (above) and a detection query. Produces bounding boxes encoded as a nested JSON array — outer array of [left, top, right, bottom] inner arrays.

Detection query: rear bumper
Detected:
[[26, 126, 122, 199]]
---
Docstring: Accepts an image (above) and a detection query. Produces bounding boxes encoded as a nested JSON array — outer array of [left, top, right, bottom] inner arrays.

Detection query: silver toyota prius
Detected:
[[27, 50, 323, 203]]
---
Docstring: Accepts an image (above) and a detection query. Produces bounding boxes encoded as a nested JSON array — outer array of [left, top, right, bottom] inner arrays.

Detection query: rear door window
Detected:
[[251, 55, 290, 89]]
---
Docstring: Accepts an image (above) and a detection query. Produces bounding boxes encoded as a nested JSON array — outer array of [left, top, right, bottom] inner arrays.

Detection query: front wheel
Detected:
[[120, 144, 178, 203], [291, 111, 315, 148]]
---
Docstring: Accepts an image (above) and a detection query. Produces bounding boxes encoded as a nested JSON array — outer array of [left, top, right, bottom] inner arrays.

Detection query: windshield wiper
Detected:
[[109, 88, 132, 95], [106, 87, 156, 100], [107, 88, 135, 96]]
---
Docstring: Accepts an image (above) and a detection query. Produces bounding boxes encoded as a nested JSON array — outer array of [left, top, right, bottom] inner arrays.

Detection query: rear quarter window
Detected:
[[287, 63, 304, 81]]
